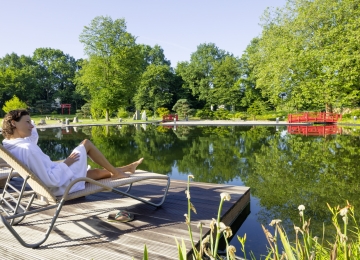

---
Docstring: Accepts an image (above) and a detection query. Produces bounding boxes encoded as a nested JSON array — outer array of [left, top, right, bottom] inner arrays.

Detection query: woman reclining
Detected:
[[2, 109, 143, 196]]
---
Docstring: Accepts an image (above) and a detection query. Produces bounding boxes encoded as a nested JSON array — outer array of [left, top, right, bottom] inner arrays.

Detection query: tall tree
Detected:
[[0, 53, 38, 111], [134, 64, 173, 113], [253, 0, 360, 112], [32, 48, 79, 110], [176, 43, 228, 106], [238, 38, 270, 111], [211, 55, 242, 110], [76, 16, 143, 120], [140, 44, 171, 69], [132, 44, 174, 112]]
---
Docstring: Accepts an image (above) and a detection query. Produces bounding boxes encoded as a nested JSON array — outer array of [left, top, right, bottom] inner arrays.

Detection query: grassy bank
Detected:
[[29, 114, 161, 126]]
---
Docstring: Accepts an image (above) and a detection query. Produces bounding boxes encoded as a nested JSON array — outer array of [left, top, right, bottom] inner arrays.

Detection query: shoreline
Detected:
[[33, 119, 311, 129], [2, 119, 358, 131]]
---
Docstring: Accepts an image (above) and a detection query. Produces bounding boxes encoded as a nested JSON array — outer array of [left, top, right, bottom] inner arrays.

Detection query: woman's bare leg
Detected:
[[86, 159, 143, 180], [86, 168, 114, 180], [81, 139, 143, 179]]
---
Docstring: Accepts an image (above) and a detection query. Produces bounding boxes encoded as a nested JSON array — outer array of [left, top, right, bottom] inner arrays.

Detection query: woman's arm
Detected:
[[27, 147, 74, 188], [25, 120, 39, 144]]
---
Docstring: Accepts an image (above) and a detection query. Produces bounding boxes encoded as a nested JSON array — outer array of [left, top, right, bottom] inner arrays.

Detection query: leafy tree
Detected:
[[76, 103, 91, 118], [2, 95, 27, 113], [176, 43, 228, 106], [134, 64, 173, 114], [238, 38, 269, 111], [247, 100, 268, 120], [32, 48, 79, 108], [253, 0, 360, 112], [76, 16, 143, 121], [34, 100, 52, 114], [0, 53, 39, 111], [211, 55, 242, 110], [140, 44, 171, 69], [137, 44, 185, 112]]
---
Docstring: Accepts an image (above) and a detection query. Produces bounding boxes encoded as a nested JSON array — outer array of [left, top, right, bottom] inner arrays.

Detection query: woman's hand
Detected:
[[63, 152, 80, 167]]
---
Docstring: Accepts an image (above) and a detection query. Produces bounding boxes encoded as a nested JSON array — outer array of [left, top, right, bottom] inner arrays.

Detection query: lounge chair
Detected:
[[0, 145, 170, 248], [0, 158, 17, 188]]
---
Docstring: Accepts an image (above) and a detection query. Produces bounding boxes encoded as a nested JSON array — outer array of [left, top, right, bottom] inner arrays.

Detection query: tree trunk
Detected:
[[105, 109, 110, 121], [325, 103, 333, 113]]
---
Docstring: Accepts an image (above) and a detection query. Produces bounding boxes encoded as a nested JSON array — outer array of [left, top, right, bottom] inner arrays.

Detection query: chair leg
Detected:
[[0, 199, 65, 248], [11, 193, 37, 226], [112, 177, 170, 207], [0, 174, 35, 226]]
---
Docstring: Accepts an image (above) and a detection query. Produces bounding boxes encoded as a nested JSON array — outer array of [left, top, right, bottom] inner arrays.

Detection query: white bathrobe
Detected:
[[2, 125, 87, 196]]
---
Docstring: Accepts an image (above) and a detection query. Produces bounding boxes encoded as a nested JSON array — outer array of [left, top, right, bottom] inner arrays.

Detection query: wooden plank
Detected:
[[0, 178, 250, 259]]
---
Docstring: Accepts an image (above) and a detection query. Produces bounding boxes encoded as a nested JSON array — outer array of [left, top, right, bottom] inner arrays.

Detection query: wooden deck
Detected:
[[0, 176, 250, 259]]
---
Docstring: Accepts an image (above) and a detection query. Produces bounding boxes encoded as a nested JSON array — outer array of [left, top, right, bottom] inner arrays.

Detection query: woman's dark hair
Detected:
[[2, 110, 30, 139]]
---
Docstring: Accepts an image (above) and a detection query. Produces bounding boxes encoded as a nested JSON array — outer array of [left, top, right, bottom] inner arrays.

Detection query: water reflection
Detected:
[[1, 124, 359, 258], [287, 125, 343, 136]]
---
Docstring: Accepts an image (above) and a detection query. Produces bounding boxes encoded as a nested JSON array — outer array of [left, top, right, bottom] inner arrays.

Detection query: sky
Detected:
[[0, 0, 287, 66]]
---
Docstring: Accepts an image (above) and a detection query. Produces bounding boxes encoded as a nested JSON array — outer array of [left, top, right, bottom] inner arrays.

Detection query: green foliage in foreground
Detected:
[[238, 202, 360, 260], [175, 175, 236, 260], [142, 174, 360, 259]]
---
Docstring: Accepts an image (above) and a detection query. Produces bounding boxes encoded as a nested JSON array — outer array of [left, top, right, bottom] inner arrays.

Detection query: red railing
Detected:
[[288, 112, 342, 123], [162, 114, 178, 122], [287, 125, 342, 136]]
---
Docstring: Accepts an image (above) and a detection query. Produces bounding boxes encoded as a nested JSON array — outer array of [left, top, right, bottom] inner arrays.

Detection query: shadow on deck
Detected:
[[0, 177, 250, 259]]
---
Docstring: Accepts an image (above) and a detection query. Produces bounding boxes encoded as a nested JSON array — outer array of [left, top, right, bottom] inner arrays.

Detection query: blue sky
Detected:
[[0, 0, 287, 66]]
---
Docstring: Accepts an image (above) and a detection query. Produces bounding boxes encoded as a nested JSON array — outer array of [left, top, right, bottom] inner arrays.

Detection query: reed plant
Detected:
[[238, 201, 360, 259], [175, 175, 236, 260], [143, 175, 359, 259]]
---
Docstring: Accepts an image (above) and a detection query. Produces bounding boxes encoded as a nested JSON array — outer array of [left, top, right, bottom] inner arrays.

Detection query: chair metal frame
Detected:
[[0, 145, 170, 248]]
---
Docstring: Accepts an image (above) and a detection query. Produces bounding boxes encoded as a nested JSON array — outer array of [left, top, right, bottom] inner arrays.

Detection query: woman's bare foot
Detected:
[[119, 158, 144, 174], [110, 170, 129, 179], [110, 158, 144, 179]]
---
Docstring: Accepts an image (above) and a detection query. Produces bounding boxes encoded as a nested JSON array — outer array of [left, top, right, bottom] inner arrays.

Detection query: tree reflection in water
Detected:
[[2, 124, 358, 257]]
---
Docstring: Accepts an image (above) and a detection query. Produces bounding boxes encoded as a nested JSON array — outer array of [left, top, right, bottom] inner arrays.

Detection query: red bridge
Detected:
[[287, 125, 342, 136], [162, 114, 178, 122], [288, 112, 342, 123]]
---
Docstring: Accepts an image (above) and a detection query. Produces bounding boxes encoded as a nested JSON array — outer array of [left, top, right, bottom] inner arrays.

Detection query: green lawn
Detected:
[[30, 114, 162, 126]]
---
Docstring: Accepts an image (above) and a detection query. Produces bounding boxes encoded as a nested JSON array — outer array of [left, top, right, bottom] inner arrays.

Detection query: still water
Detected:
[[4, 124, 360, 258]]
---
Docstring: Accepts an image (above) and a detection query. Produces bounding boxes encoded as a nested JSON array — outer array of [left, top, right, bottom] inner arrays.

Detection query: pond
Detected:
[[2, 123, 359, 258]]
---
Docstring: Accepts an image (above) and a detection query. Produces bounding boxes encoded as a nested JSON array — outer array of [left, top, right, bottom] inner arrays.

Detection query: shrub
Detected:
[[247, 101, 268, 120], [351, 110, 360, 117], [78, 103, 91, 118], [234, 112, 248, 120], [117, 108, 129, 119], [3, 95, 27, 114], [195, 109, 214, 119], [145, 109, 153, 118], [214, 109, 231, 120], [342, 113, 352, 119], [156, 107, 170, 117], [172, 99, 194, 117]]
